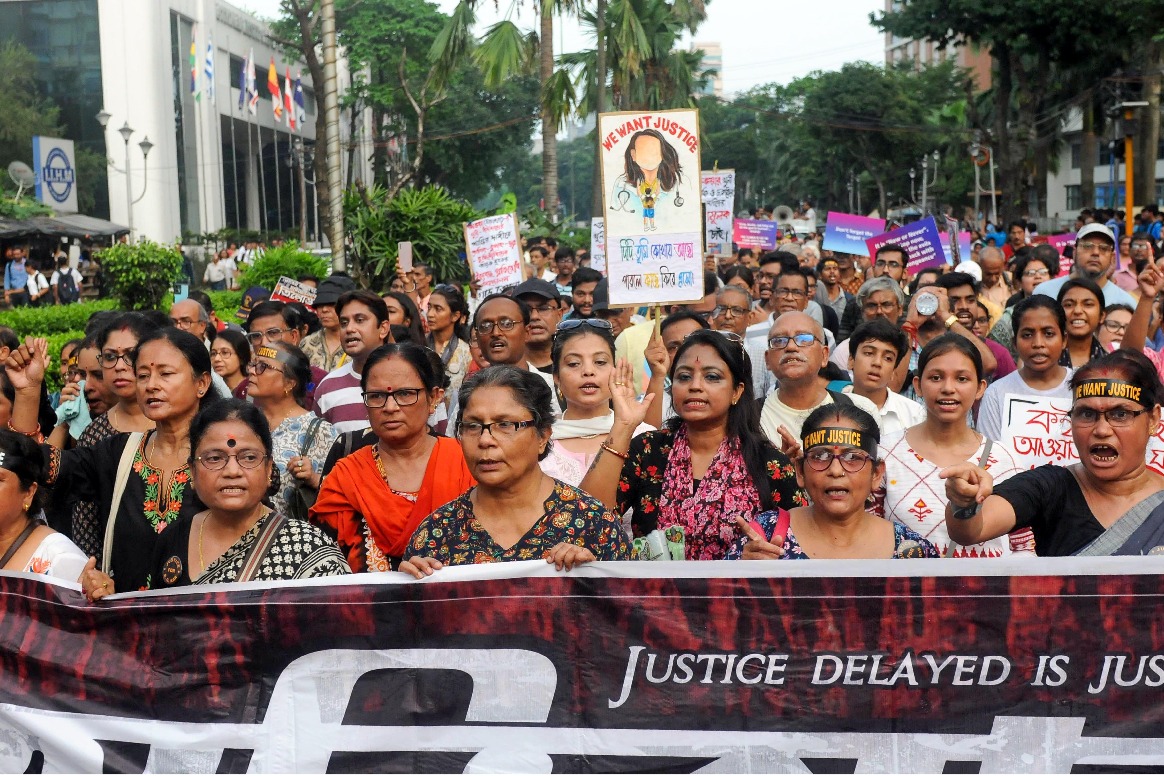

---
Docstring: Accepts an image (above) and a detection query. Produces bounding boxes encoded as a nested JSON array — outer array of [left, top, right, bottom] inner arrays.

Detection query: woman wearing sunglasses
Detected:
[[944, 349, 1164, 556], [735, 404, 938, 559], [80, 400, 349, 598], [581, 329, 805, 560], [541, 319, 654, 487], [245, 343, 336, 518], [311, 343, 474, 572]]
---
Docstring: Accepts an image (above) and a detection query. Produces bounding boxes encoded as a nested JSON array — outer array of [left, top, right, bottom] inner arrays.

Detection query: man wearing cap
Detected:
[[300, 276, 357, 372], [511, 278, 564, 374], [1033, 223, 1137, 307]]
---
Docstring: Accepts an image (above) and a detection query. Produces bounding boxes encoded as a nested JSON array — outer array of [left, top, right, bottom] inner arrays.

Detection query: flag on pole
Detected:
[[283, 68, 295, 131], [238, 49, 247, 111], [246, 49, 258, 114], [294, 70, 306, 126], [205, 35, 215, 99], [189, 33, 199, 99], [268, 56, 283, 121]]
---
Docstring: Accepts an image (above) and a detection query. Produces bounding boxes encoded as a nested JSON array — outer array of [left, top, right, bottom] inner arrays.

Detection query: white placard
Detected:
[[701, 169, 735, 257], [463, 213, 524, 296], [270, 275, 317, 309], [589, 217, 606, 274]]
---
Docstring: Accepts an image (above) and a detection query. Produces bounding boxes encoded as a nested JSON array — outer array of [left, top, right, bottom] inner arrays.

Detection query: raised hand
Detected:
[[6, 337, 48, 392], [776, 424, 802, 462], [644, 326, 668, 379], [1139, 262, 1164, 301], [610, 358, 653, 430]]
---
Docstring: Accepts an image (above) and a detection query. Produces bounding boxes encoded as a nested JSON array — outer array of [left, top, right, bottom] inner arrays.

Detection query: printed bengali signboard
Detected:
[[589, 217, 606, 274], [599, 109, 703, 306], [269, 275, 317, 309], [1000, 393, 1164, 474], [701, 169, 736, 257], [463, 213, 524, 296], [6, 560, 1164, 772]]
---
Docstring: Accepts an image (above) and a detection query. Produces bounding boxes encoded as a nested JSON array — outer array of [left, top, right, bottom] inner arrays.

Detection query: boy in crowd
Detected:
[[843, 319, 925, 436]]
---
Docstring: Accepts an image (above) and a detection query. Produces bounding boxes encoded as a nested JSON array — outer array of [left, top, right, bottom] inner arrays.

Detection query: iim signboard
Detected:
[[33, 136, 78, 214]]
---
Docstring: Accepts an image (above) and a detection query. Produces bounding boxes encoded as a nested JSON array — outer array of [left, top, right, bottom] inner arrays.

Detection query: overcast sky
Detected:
[[237, 0, 886, 95]]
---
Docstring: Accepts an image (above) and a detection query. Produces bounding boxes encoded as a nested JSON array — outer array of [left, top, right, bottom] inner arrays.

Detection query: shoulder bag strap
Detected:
[[0, 521, 40, 569], [299, 416, 324, 458], [235, 512, 287, 583], [977, 438, 994, 468], [102, 432, 144, 575]]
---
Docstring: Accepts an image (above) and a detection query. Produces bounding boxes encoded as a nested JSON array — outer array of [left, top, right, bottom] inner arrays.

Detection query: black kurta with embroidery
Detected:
[[48, 431, 203, 592]]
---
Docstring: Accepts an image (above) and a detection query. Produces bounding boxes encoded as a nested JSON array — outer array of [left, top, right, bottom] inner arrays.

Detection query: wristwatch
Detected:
[[944, 314, 960, 329], [950, 501, 981, 521]]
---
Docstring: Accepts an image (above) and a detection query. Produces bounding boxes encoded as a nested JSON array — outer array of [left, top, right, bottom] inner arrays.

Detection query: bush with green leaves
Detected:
[[237, 242, 330, 290], [206, 291, 243, 316], [98, 240, 183, 311], [0, 299, 116, 336], [345, 183, 482, 291]]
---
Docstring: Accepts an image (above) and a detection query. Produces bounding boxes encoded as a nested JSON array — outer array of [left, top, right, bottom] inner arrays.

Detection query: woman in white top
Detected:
[[873, 333, 1034, 558], [0, 429, 87, 581], [541, 319, 653, 487]]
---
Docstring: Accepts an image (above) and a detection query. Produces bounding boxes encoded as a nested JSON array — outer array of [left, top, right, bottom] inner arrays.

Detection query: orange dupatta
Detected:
[[310, 437, 475, 571]]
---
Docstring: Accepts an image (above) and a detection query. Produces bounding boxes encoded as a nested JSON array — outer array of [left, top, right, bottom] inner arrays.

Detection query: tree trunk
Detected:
[[1138, 41, 1162, 207], [540, 1, 559, 220], [1081, 104, 1097, 211], [283, 1, 334, 244], [992, 43, 1022, 222], [590, 0, 607, 219]]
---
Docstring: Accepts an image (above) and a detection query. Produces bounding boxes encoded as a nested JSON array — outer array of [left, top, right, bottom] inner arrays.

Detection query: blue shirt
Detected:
[[4, 260, 27, 292], [1033, 275, 1136, 308]]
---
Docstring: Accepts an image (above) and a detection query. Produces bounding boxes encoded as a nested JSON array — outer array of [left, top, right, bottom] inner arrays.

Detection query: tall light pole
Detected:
[[320, 0, 346, 270], [96, 109, 153, 240], [919, 150, 939, 214]]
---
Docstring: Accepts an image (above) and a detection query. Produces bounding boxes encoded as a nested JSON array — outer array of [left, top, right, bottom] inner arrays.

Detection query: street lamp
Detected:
[[909, 168, 916, 202], [919, 150, 940, 214], [96, 108, 153, 239]]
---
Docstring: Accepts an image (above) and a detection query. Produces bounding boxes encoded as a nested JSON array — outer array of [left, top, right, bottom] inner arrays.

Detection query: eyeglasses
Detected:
[[556, 318, 613, 333], [474, 318, 520, 335], [246, 361, 285, 376], [171, 317, 201, 330], [862, 300, 900, 314], [362, 388, 423, 408], [805, 448, 875, 472], [1067, 406, 1149, 427], [247, 327, 293, 345], [196, 451, 269, 470], [1102, 319, 1129, 334], [67, 367, 102, 383], [768, 333, 822, 350], [1022, 268, 1051, 279], [456, 419, 537, 438], [874, 260, 903, 270], [97, 349, 136, 368], [713, 304, 749, 318], [1076, 241, 1115, 254], [527, 303, 557, 315], [210, 348, 237, 359], [773, 287, 807, 298]]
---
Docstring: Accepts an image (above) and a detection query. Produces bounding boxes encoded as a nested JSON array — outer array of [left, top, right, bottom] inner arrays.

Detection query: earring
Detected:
[[22, 503, 29, 512]]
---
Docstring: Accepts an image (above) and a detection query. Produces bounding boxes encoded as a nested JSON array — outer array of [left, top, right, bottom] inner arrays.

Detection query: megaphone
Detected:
[[773, 205, 795, 225]]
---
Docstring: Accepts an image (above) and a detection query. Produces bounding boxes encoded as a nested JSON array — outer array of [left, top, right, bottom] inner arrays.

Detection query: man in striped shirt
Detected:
[[313, 290, 390, 433]]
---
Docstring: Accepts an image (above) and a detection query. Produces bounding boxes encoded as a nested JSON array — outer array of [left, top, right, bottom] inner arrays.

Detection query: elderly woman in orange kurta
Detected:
[[310, 343, 474, 571]]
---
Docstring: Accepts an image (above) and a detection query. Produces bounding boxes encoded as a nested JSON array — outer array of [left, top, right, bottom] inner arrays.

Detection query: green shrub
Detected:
[[99, 240, 183, 310], [237, 242, 329, 290], [0, 300, 117, 336], [206, 291, 243, 317]]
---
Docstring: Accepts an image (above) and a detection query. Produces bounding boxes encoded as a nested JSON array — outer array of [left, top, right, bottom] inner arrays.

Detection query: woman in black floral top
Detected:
[[581, 329, 805, 560], [402, 365, 631, 578]]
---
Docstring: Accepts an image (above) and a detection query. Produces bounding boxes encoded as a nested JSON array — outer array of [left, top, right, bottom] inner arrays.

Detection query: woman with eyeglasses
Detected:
[[541, 319, 654, 487], [425, 285, 472, 401], [1099, 304, 1133, 352], [210, 329, 251, 395], [873, 334, 1030, 558], [82, 313, 157, 441], [7, 329, 218, 592], [944, 349, 1164, 556], [311, 343, 474, 572], [80, 399, 349, 599], [245, 343, 336, 518], [580, 329, 805, 560], [734, 405, 938, 560], [400, 365, 630, 579]]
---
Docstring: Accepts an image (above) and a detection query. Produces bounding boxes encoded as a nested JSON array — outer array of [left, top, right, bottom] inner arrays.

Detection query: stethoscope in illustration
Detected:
[[608, 178, 685, 212]]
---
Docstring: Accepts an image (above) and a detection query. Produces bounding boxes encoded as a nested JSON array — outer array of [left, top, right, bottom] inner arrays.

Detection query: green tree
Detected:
[[98, 241, 183, 310]]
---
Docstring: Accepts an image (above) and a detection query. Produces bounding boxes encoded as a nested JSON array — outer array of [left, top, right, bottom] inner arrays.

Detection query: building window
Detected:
[[1099, 141, 1113, 166], [1065, 185, 1082, 210], [1070, 142, 1081, 169]]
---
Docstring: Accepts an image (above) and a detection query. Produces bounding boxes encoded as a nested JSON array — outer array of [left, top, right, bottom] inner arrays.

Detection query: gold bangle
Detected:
[[601, 442, 629, 461]]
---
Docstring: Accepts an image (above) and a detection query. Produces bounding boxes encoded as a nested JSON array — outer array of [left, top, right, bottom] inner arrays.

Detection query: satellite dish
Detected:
[[7, 161, 35, 201], [773, 205, 795, 225]]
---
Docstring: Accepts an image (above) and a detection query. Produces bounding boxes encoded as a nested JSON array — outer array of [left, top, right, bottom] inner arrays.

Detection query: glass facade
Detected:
[[0, 0, 109, 218]]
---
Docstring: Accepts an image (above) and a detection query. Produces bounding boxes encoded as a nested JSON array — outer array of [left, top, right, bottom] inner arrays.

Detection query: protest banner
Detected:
[[589, 217, 606, 273], [940, 231, 975, 265], [5, 560, 1164, 773], [599, 109, 703, 306], [270, 275, 317, 309], [821, 212, 885, 256], [865, 216, 946, 273], [463, 213, 524, 296], [701, 169, 735, 257], [1000, 393, 1164, 473], [732, 218, 779, 251], [1047, 233, 1078, 276]]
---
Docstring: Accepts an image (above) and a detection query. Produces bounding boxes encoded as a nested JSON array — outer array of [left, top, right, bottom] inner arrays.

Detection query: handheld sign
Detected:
[[1047, 233, 1077, 276], [700, 169, 735, 257], [270, 276, 317, 310], [590, 217, 607, 274], [821, 212, 885, 257], [732, 218, 778, 251], [865, 216, 946, 273], [397, 241, 413, 273], [599, 108, 703, 306], [464, 213, 524, 297]]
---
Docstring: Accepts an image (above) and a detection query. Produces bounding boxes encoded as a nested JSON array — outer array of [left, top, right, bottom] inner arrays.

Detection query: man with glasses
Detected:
[[760, 311, 879, 446], [511, 278, 564, 373], [712, 285, 774, 398], [870, 244, 908, 290], [314, 291, 391, 433], [551, 248, 576, 296], [1033, 223, 1136, 307], [243, 300, 327, 401], [168, 299, 210, 347], [829, 276, 905, 376]]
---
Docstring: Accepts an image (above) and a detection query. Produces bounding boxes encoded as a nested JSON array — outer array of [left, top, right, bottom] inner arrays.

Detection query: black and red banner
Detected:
[[3, 557, 1164, 772]]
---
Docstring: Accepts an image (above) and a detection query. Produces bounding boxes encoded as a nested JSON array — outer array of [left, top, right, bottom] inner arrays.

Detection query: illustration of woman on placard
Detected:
[[609, 129, 685, 232]]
